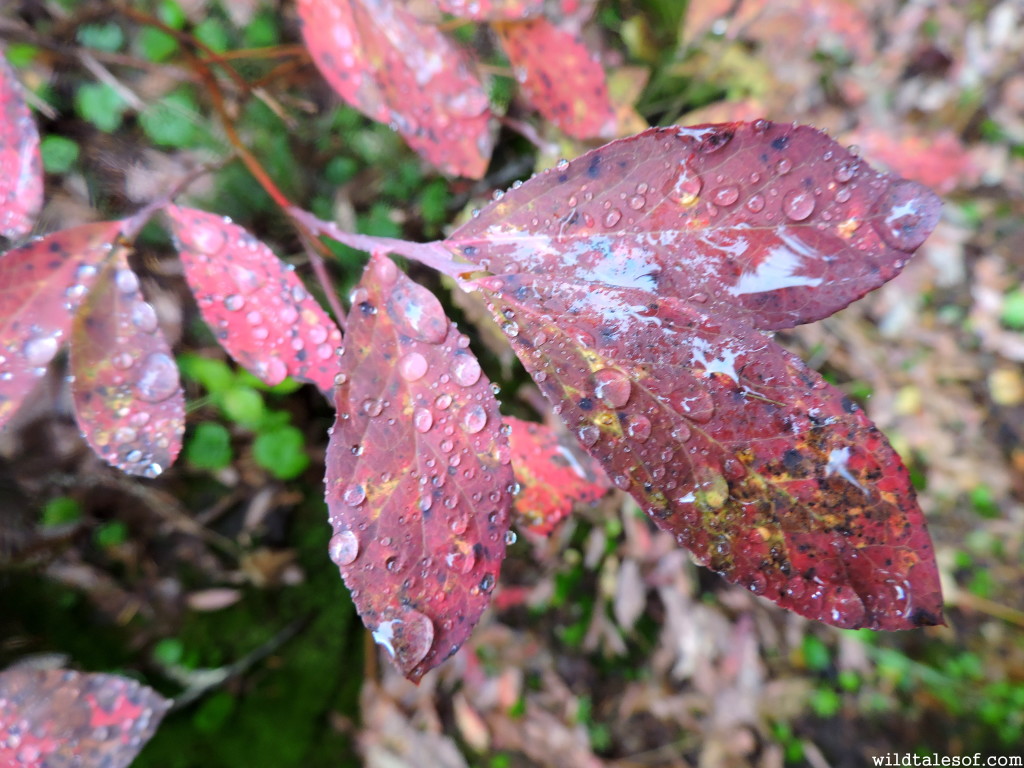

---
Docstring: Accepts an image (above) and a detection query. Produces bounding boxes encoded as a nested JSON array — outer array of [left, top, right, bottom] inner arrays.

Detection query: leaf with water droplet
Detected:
[[446, 122, 941, 331], [0, 667, 169, 768], [506, 416, 609, 535], [325, 252, 513, 681], [297, 0, 493, 178], [69, 250, 184, 478], [0, 48, 43, 238], [465, 271, 943, 630], [166, 206, 343, 393], [494, 16, 614, 139], [432, 0, 544, 20], [0, 221, 124, 431]]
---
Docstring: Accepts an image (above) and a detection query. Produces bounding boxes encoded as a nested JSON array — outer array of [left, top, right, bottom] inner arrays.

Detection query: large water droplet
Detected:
[[602, 208, 622, 228], [745, 193, 765, 213], [594, 368, 631, 408], [462, 404, 487, 434], [782, 189, 815, 221], [328, 530, 359, 565], [712, 185, 740, 206], [776, 158, 793, 175], [134, 352, 180, 403], [224, 294, 244, 311], [825, 585, 867, 629], [23, 334, 59, 366], [258, 357, 288, 386], [371, 608, 434, 673], [398, 351, 428, 382], [871, 180, 941, 252], [111, 352, 134, 370], [115, 269, 139, 294], [131, 302, 159, 333], [373, 255, 398, 286], [388, 281, 447, 344], [413, 407, 433, 433], [450, 354, 482, 387], [833, 161, 856, 183], [628, 195, 646, 211], [343, 484, 366, 506], [228, 263, 263, 294], [627, 414, 652, 441], [435, 393, 453, 410], [578, 424, 600, 447]]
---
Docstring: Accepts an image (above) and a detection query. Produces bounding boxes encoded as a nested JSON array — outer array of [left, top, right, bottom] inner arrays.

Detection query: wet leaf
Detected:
[[506, 416, 609, 535], [433, 0, 544, 21], [0, 668, 169, 768], [325, 253, 513, 681], [297, 0, 494, 178], [0, 221, 124, 430], [166, 205, 343, 393], [69, 250, 185, 478], [0, 49, 43, 238], [494, 16, 614, 139], [466, 272, 943, 630], [446, 123, 942, 331]]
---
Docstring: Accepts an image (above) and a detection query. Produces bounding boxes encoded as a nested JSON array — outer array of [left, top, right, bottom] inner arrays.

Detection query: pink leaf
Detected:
[[166, 205, 343, 392], [433, 0, 544, 21], [70, 250, 185, 478], [0, 221, 124, 431], [0, 668, 169, 768], [325, 253, 513, 681], [446, 123, 942, 331], [0, 49, 43, 239], [494, 17, 614, 139], [297, 0, 494, 178]]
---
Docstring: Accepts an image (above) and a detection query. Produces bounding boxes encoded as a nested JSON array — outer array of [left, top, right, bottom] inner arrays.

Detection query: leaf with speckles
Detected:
[[325, 253, 514, 681], [464, 271, 943, 629], [433, 0, 544, 21], [0, 221, 124, 431], [506, 416, 609, 535], [0, 49, 43, 239], [166, 205, 343, 393], [494, 16, 614, 139], [69, 251, 185, 478], [0, 668, 169, 768], [446, 122, 942, 331], [297, 0, 494, 178]]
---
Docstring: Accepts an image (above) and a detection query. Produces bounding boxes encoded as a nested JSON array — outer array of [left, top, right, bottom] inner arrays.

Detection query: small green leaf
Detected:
[[253, 425, 308, 479], [242, 13, 280, 47], [809, 687, 841, 717], [194, 18, 230, 53], [139, 88, 199, 147], [137, 26, 179, 62], [77, 23, 125, 52], [94, 520, 128, 548], [75, 83, 127, 132], [185, 422, 233, 470], [4, 43, 39, 68], [40, 135, 80, 173], [41, 496, 82, 527], [157, 0, 187, 29], [178, 353, 235, 394], [1001, 289, 1024, 330], [221, 386, 266, 428], [325, 156, 359, 185], [153, 637, 185, 666]]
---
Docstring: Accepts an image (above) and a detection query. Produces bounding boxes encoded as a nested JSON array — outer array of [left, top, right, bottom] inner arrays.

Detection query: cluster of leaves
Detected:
[[0, 0, 949, 757]]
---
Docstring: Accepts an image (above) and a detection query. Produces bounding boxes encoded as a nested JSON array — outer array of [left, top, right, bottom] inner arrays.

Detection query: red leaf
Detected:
[[467, 272, 943, 629], [433, 0, 544, 21], [0, 221, 124, 431], [0, 50, 43, 239], [297, 0, 494, 178], [0, 668, 169, 768], [325, 253, 513, 681], [70, 251, 185, 478], [494, 17, 614, 139], [166, 205, 343, 392], [445, 123, 942, 331], [506, 416, 609, 535]]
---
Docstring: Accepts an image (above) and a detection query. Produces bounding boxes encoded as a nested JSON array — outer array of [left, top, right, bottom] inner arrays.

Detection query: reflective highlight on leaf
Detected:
[[467, 272, 944, 630], [0, 221, 123, 430], [447, 122, 942, 331], [325, 253, 513, 681], [506, 416, 609, 535], [70, 251, 185, 478], [0, 668, 169, 768], [298, 0, 494, 178], [495, 17, 614, 139], [167, 205, 343, 392], [0, 49, 43, 238]]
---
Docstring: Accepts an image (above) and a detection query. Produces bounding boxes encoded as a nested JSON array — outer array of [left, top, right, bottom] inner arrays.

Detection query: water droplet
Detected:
[[594, 368, 631, 408], [413, 407, 433, 433], [501, 321, 519, 337], [371, 608, 434, 673], [555, 158, 569, 170], [612, 474, 630, 490], [131, 302, 159, 333], [776, 158, 792, 175], [258, 357, 288, 386], [462, 404, 487, 434], [723, 458, 746, 480], [782, 189, 815, 221], [329, 530, 359, 565], [435, 393, 453, 410], [628, 195, 646, 211], [826, 585, 866, 629], [290, 284, 307, 302], [224, 294, 244, 311], [745, 193, 766, 213], [602, 208, 622, 228], [363, 398, 384, 417], [712, 185, 740, 206], [578, 424, 600, 446], [388, 281, 448, 344], [343, 484, 366, 506], [450, 354, 482, 387], [126, 449, 144, 463], [143, 462, 163, 478], [479, 573, 495, 592], [872, 180, 940, 252], [834, 186, 852, 204], [505, 530, 517, 545], [134, 352, 180, 403], [671, 423, 691, 442], [398, 351, 428, 382], [374, 255, 398, 285], [748, 573, 767, 594], [115, 269, 139, 294], [627, 414, 652, 441], [23, 334, 59, 366], [833, 162, 856, 183], [228, 263, 262, 294]]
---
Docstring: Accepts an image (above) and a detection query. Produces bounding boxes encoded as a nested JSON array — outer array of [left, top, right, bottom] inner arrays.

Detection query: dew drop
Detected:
[[131, 302, 159, 333], [398, 351, 428, 382], [594, 367, 631, 408], [363, 398, 384, 417], [343, 484, 366, 506], [134, 352, 180, 403], [228, 263, 263, 294], [745, 193, 766, 213], [450, 354, 482, 387], [627, 414, 652, 442], [723, 458, 746, 480], [328, 530, 359, 566], [413, 407, 433, 433], [126, 449, 144, 463], [388, 281, 448, 344], [826, 585, 867, 629], [671, 422, 691, 442], [462, 404, 487, 434], [23, 334, 59, 366], [833, 162, 856, 183], [115, 269, 139, 294], [628, 195, 646, 211], [612, 474, 630, 490], [258, 357, 288, 386], [224, 294, 244, 311], [435, 393, 453, 410], [712, 185, 740, 206], [776, 158, 793, 175], [834, 186, 852, 204], [872, 180, 940, 252], [578, 424, 600, 447], [782, 189, 815, 221], [371, 608, 434, 673], [602, 208, 622, 228]]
